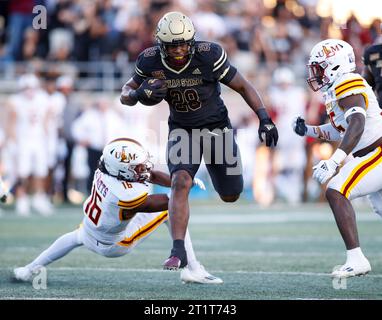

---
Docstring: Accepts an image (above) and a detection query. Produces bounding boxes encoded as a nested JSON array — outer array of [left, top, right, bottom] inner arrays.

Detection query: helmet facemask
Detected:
[[128, 160, 154, 182], [159, 38, 195, 67], [307, 61, 330, 92]]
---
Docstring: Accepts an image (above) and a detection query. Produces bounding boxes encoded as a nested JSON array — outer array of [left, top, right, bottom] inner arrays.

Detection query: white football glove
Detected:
[[312, 159, 339, 184], [193, 178, 206, 190]]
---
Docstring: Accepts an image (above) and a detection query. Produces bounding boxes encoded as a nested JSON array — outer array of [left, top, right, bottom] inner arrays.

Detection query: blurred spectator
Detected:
[[3, 0, 35, 61], [302, 90, 327, 202], [71, 97, 129, 194], [44, 76, 66, 198], [7, 73, 53, 216], [56, 74, 81, 203], [268, 67, 307, 204], [191, 1, 227, 41]]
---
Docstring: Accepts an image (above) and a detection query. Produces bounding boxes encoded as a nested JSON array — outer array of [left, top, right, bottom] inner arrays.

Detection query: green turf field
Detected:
[[1, 202, 381, 300]]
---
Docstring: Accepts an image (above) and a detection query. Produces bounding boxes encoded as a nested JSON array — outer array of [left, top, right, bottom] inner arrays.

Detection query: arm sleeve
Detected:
[[306, 123, 342, 141], [211, 43, 237, 85], [117, 192, 148, 210], [132, 51, 151, 86]]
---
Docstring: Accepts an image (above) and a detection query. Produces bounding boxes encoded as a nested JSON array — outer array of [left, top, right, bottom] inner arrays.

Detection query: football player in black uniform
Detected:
[[120, 12, 278, 270], [362, 29, 382, 107]]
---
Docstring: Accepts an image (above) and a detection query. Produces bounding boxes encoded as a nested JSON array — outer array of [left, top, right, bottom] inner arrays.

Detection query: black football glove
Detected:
[[258, 118, 278, 147], [293, 116, 307, 136], [135, 78, 167, 102]]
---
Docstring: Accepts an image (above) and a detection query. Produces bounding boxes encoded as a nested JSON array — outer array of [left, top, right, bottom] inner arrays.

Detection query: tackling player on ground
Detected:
[[293, 39, 382, 278], [13, 138, 222, 284], [120, 12, 278, 270]]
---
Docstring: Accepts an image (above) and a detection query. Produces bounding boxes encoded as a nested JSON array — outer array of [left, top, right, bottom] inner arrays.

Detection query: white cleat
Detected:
[[13, 267, 33, 282], [180, 263, 223, 284], [32, 194, 53, 216], [331, 260, 371, 279], [16, 197, 31, 217]]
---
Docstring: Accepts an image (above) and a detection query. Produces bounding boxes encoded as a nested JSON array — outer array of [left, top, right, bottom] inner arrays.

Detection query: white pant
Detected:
[[328, 146, 382, 200], [79, 211, 168, 258], [17, 140, 49, 178]]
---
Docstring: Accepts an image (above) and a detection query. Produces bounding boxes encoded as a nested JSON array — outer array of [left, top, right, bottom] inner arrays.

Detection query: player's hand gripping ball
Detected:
[[136, 78, 168, 106]]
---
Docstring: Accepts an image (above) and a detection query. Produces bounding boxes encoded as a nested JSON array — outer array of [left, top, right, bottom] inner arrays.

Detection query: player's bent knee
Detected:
[[171, 171, 193, 191], [220, 194, 240, 202], [325, 188, 344, 203]]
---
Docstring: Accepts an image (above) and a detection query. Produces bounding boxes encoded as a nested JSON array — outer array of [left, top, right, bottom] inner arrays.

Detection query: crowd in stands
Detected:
[[0, 0, 381, 213]]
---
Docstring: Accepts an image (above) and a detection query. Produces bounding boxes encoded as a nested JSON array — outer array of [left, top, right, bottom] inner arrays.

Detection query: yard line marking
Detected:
[[9, 267, 379, 278]]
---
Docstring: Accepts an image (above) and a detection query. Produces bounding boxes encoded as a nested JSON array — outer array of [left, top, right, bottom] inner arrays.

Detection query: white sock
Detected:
[[346, 247, 366, 264], [184, 228, 199, 269], [26, 230, 83, 272]]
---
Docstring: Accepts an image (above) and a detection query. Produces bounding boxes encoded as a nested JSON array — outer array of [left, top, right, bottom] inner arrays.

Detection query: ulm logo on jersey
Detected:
[[115, 147, 137, 163], [316, 43, 343, 58]]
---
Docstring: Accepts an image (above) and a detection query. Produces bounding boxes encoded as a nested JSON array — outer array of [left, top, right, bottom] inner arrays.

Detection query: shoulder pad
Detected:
[[210, 42, 228, 72], [142, 46, 160, 58], [135, 46, 161, 78], [333, 73, 366, 100], [196, 42, 212, 53]]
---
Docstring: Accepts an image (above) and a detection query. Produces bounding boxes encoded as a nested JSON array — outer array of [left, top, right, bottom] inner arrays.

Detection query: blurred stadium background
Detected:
[[0, 0, 382, 300]]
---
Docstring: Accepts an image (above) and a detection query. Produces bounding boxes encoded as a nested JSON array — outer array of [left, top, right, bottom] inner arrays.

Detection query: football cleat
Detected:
[[32, 193, 53, 216], [163, 256, 182, 270], [13, 266, 33, 282], [16, 197, 31, 217], [180, 263, 223, 284], [331, 260, 371, 279]]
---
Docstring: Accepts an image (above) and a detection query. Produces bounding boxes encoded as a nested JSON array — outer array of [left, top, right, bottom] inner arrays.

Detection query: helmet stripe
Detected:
[[108, 137, 143, 147]]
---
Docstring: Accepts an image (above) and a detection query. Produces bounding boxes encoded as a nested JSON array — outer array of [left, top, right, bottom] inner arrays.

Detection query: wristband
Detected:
[[256, 108, 270, 121], [330, 148, 347, 165]]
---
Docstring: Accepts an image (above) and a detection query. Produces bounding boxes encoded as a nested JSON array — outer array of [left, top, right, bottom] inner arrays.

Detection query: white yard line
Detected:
[[5, 266, 379, 278]]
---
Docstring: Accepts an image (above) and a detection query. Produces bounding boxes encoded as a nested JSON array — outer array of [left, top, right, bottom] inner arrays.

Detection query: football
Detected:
[[140, 79, 167, 106]]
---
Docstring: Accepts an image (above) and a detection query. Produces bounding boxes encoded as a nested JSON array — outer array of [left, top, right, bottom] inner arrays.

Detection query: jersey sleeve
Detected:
[[114, 182, 148, 210], [362, 46, 371, 66], [210, 43, 237, 85], [132, 47, 158, 85], [334, 74, 368, 106]]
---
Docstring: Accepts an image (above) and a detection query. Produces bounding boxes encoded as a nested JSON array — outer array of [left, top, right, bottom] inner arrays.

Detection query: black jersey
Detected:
[[132, 41, 237, 130], [363, 43, 382, 104]]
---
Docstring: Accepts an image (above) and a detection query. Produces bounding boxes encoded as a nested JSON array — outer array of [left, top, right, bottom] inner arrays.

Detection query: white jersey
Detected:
[[82, 169, 150, 244], [10, 90, 50, 142], [323, 72, 382, 154]]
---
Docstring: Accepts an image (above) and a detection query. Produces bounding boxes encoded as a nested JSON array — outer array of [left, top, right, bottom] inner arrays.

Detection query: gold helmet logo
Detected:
[[116, 147, 137, 163]]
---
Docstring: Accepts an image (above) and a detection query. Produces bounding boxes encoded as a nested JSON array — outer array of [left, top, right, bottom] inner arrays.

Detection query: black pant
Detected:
[[167, 127, 243, 196]]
